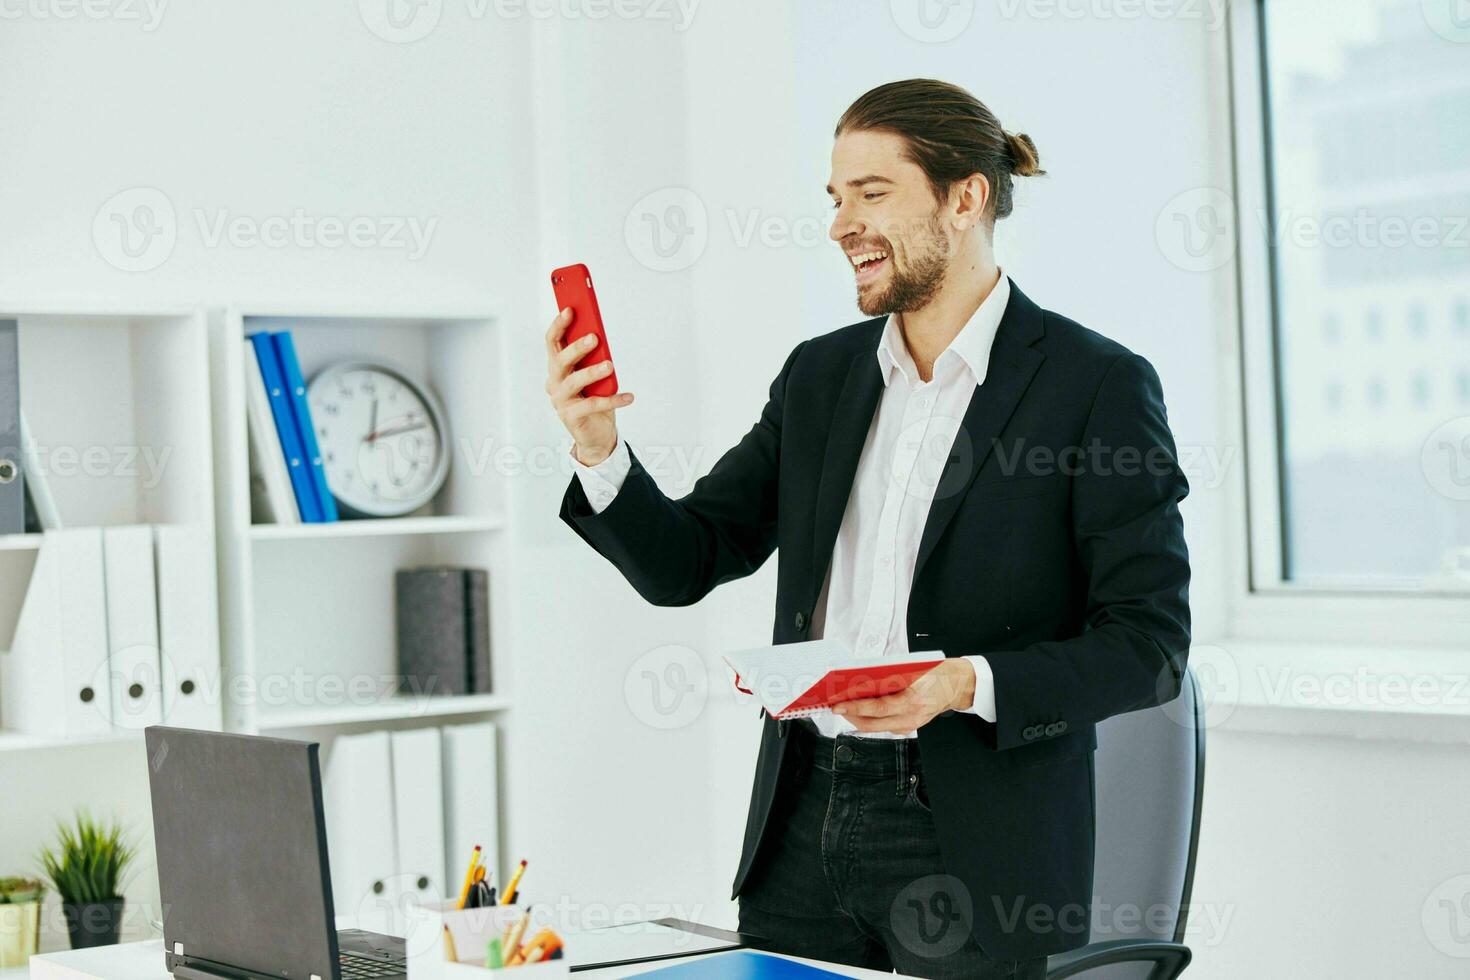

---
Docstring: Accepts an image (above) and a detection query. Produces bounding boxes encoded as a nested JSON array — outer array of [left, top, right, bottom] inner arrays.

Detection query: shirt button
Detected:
[[863, 635, 879, 648]]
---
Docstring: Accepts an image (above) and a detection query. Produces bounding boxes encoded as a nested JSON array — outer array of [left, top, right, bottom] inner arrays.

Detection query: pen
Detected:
[[499, 859, 527, 906], [456, 845, 483, 910]]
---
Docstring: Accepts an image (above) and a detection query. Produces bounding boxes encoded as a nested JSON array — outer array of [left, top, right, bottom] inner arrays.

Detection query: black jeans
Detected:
[[738, 722, 1047, 980]]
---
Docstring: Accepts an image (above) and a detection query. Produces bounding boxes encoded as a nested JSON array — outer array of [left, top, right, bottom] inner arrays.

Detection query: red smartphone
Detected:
[[550, 263, 618, 398]]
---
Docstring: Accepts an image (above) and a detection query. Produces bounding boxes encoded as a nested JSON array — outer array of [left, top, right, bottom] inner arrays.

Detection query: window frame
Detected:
[[1224, 0, 1470, 645]]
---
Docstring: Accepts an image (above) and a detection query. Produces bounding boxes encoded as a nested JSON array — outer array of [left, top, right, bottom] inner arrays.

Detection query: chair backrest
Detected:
[[1082, 667, 1205, 980]]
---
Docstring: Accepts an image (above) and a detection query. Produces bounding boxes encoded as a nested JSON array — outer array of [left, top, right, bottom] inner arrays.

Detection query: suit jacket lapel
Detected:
[[913, 283, 1047, 581], [810, 346, 884, 601]]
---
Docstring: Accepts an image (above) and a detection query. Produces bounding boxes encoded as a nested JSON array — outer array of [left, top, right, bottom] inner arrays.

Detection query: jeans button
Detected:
[[835, 744, 854, 764]]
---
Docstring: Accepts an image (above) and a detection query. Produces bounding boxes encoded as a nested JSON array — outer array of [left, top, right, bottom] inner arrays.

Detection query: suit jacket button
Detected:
[[1055, 720, 1068, 734], [1044, 723, 1061, 737], [794, 611, 807, 631], [1022, 726, 1038, 741]]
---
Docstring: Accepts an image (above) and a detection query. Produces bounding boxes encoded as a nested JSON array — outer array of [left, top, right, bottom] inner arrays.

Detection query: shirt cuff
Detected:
[[570, 437, 631, 514], [961, 655, 997, 723]]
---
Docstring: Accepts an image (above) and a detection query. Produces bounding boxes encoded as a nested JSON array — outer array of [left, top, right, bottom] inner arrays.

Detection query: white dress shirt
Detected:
[[571, 273, 1010, 738]]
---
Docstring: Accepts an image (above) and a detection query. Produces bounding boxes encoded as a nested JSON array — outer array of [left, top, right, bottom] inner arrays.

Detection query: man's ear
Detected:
[[950, 173, 992, 231]]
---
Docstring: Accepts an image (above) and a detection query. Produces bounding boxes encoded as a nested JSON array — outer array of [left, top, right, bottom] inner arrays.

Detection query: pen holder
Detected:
[[404, 901, 569, 978]]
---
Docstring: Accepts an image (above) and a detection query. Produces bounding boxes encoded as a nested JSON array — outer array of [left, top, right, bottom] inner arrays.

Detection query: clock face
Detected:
[[307, 362, 450, 517]]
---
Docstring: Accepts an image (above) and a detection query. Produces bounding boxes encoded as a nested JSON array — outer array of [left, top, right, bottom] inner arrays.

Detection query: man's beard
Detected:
[[856, 213, 950, 317]]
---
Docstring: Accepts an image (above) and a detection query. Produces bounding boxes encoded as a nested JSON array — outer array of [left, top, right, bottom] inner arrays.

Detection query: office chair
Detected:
[[1045, 666, 1205, 980]]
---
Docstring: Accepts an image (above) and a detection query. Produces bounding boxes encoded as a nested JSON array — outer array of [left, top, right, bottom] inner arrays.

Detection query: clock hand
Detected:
[[367, 420, 429, 441], [364, 398, 380, 444]]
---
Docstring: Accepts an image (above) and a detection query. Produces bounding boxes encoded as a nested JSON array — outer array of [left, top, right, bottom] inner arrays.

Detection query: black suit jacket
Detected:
[[558, 282, 1191, 960]]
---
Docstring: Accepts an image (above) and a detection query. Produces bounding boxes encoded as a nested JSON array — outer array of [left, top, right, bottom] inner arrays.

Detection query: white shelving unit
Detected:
[[208, 306, 515, 885], [0, 303, 518, 932], [0, 305, 217, 737], [210, 306, 516, 734]]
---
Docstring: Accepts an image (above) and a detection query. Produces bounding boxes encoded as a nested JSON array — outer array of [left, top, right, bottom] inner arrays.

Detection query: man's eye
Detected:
[[864, 193, 885, 201]]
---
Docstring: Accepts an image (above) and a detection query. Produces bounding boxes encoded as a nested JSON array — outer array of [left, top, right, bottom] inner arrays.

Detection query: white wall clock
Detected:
[[307, 360, 451, 518]]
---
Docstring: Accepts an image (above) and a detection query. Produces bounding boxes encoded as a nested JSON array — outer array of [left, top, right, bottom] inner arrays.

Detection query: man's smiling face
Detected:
[[828, 128, 955, 318]]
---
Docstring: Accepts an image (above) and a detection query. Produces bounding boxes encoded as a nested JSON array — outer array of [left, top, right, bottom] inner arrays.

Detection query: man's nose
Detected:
[[829, 204, 862, 243]]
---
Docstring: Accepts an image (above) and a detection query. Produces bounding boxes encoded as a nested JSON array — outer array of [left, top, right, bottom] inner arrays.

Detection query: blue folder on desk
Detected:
[[633, 950, 853, 978]]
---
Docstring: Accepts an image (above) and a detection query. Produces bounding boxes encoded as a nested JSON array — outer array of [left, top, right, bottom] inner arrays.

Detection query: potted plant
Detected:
[[0, 877, 44, 967], [38, 814, 137, 950]]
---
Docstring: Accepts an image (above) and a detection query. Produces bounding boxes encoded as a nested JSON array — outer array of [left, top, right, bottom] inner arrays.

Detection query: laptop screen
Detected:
[[145, 726, 340, 980]]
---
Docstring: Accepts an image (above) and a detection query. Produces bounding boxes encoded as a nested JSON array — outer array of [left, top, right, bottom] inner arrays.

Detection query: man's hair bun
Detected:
[[1005, 131, 1045, 177]]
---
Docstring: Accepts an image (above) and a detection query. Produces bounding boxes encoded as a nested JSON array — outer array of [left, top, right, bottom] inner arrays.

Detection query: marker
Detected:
[[485, 937, 503, 969], [499, 859, 528, 906]]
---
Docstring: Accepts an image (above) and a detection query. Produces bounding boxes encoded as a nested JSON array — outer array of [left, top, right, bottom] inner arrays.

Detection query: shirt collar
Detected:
[[876, 270, 1011, 389]]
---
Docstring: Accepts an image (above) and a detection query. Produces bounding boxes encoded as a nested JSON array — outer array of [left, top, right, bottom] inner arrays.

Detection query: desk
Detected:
[[25, 938, 903, 979]]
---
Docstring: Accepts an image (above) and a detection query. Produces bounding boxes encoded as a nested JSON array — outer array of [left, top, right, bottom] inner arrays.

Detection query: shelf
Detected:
[[249, 514, 505, 541], [254, 692, 512, 730], [0, 533, 42, 552], [0, 729, 139, 753]]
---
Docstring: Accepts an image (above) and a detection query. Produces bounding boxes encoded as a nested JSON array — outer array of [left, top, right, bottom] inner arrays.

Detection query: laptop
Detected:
[[145, 726, 408, 980]]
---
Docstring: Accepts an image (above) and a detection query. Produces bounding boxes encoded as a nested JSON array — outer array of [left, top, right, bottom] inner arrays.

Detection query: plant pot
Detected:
[[0, 900, 42, 967], [62, 898, 125, 949]]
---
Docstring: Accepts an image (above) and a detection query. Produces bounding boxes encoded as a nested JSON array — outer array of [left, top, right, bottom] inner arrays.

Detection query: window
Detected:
[[1237, 0, 1470, 593]]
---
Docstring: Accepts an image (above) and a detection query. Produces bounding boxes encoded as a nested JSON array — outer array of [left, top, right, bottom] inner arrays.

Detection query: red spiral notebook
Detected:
[[723, 639, 945, 720]]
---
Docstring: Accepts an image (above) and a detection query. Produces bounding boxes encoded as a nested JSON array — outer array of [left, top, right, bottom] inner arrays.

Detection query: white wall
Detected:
[[2, 1, 1464, 975], [0, 0, 718, 950]]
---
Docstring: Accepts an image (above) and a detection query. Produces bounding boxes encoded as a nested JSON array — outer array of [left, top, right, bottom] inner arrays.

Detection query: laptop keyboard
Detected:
[[339, 950, 405, 978]]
